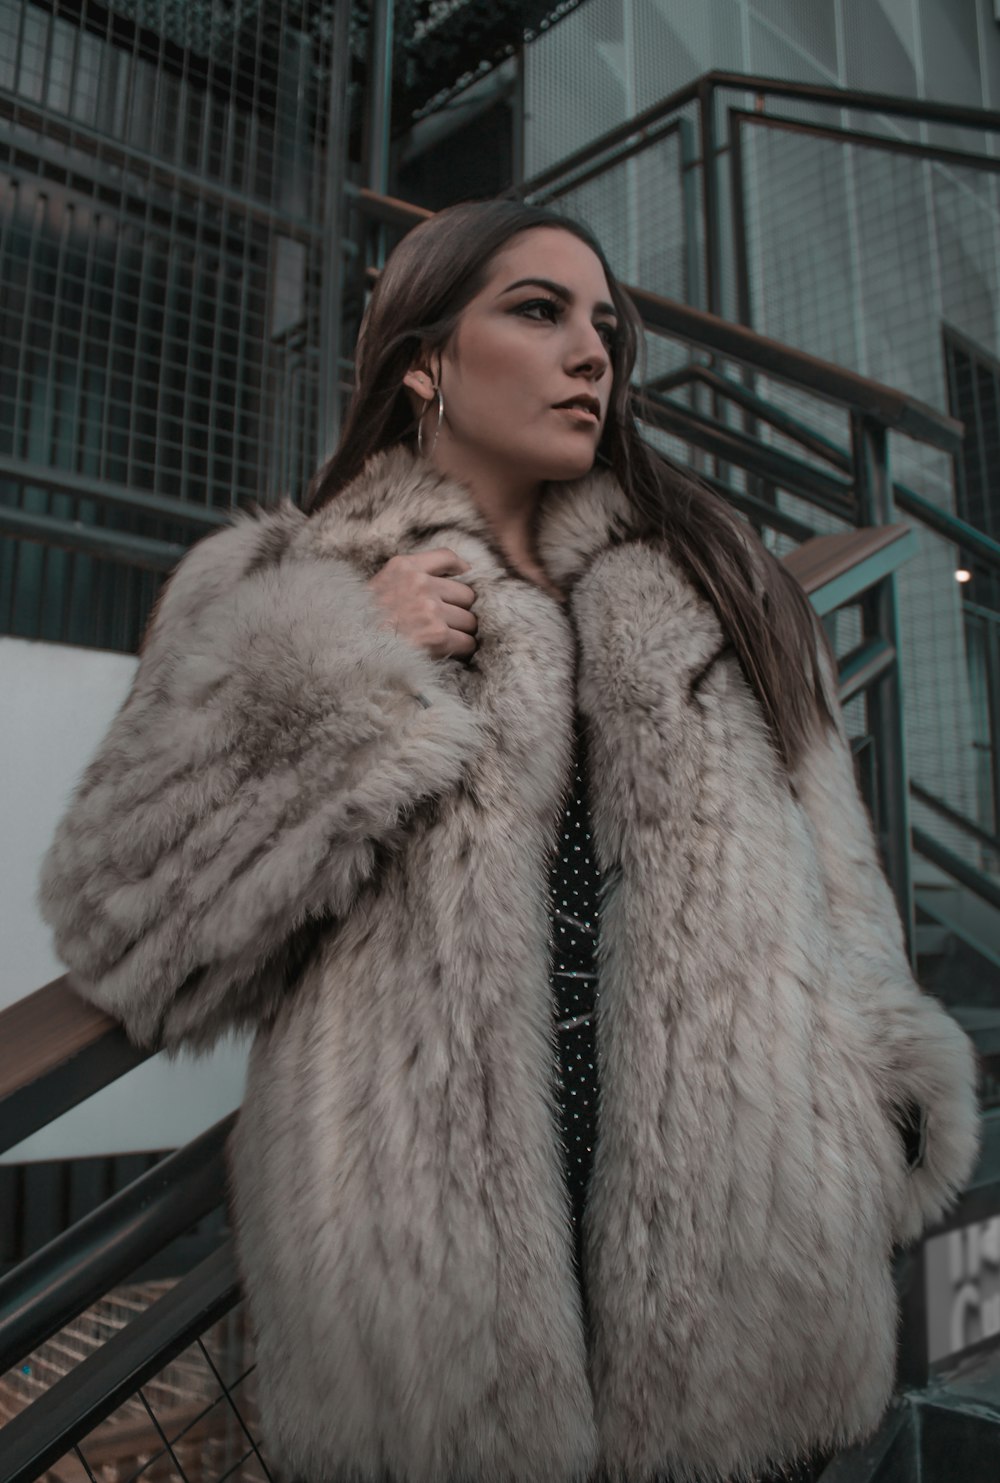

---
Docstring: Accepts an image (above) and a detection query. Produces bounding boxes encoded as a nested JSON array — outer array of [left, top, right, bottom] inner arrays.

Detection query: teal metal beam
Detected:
[[806, 527, 919, 616]]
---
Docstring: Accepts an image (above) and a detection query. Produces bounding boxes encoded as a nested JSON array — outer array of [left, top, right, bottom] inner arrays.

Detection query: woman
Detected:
[[39, 200, 979, 1483]]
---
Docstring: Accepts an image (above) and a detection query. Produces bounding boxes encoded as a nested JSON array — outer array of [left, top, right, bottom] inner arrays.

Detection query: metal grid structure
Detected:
[[522, 70, 1000, 881], [735, 111, 1000, 856], [1, 1281, 269, 1483], [0, 0, 349, 651], [945, 326, 1000, 845]]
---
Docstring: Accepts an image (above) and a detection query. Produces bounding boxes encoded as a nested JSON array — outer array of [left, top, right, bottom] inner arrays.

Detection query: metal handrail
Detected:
[[516, 68, 1000, 198], [0, 1240, 241, 1483], [656, 364, 855, 473], [0, 457, 232, 531], [0, 504, 189, 573], [911, 782, 1000, 858], [630, 289, 962, 453], [646, 368, 1000, 576], [637, 389, 858, 514], [891, 484, 1000, 574], [0, 1113, 235, 1376], [912, 827, 1000, 914]]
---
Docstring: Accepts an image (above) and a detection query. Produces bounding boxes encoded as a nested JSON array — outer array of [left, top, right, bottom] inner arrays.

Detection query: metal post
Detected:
[[698, 75, 722, 319], [985, 612, 1000, 842], [893, 1241, 930, 1390], [511, 47, 526, 190], [697, 77, 728, 484], [364, 0, 395, 271], [678, 115, 701, 311], [677, 115, 708, 480], [365, 0, 394, 194], [729, 110, 752, 329], [852, 412, 915, 963], [317, 0, 352, 463]]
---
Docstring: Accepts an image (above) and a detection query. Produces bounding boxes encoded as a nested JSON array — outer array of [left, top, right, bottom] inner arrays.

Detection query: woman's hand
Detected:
[[367, 548, 479, 660]]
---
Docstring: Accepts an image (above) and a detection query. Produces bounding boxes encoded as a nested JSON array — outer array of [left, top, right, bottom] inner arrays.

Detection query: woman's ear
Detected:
[[402, 365, 436, 402]]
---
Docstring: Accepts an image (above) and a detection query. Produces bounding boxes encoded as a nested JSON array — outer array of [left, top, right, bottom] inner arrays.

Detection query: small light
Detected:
[[956, 569, 973, 583]]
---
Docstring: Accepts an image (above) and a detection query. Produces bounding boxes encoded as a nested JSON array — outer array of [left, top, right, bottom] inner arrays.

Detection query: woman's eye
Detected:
[[515, 298, 561, 323], [513, 299, 618, 350]]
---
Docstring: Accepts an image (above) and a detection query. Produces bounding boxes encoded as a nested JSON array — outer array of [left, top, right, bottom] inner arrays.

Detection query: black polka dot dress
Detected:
[[547, 708, 602, 1324]]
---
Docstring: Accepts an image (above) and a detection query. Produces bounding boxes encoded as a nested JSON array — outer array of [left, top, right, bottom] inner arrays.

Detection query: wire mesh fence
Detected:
[[523, 69, 1000, 871], [1, 1280, 271, 1483], [0, 0, 346, 650]]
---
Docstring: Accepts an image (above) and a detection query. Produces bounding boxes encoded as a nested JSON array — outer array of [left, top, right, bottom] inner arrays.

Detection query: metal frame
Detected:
[[515, 68, 1000, 955], [0, 0, 355, 648], [728, 106, 1000, 355], [0, 1114, 234, 1374], [0, 1240, 243, 1483], [5, 58, 1000, 1452]]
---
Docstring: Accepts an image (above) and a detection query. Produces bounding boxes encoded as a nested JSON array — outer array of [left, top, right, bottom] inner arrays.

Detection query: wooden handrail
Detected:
[[782, 524, 913, 596], [0, 977, 149, 1157]]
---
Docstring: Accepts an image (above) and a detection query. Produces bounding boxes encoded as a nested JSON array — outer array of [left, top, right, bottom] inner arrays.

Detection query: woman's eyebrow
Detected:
[[496, 276, 617, 318]]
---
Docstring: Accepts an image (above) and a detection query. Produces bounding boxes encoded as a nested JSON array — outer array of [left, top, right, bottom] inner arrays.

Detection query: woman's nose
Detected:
[[568, 323, 611, 378]]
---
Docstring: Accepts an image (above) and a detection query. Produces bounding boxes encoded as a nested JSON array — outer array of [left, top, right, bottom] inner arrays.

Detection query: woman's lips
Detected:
[[553, 405, 600, 426]]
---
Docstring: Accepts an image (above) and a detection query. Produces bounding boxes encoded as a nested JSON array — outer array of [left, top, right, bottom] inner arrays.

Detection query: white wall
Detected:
[[0, 635, 248, 1164]]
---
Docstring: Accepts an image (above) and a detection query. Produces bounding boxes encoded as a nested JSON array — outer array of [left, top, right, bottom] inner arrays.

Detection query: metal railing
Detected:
[[0, 0, 352, 650], [0, 1242, 250, 1483], [515, 72, 1000, 921], [5, 60, 1000, 1480]]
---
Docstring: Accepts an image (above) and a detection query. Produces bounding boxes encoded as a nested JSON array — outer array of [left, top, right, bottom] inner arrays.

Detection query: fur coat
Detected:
[[39, 445, 981, 1483]]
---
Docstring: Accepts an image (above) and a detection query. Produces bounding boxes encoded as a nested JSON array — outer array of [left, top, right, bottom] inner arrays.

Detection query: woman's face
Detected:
[[406, 226, 618, 488]]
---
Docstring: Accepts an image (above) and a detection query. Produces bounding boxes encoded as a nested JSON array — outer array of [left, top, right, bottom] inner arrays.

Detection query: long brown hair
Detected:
[[307, 199, 834, 772]]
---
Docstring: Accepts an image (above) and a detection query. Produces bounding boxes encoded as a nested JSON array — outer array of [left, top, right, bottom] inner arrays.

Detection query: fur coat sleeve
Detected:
[[792, 631, 981, 1245], [36, 502, 483, 1052]]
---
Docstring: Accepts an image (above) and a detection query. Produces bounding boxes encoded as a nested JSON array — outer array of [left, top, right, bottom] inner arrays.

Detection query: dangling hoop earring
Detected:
[[417, 385, 445, 459]]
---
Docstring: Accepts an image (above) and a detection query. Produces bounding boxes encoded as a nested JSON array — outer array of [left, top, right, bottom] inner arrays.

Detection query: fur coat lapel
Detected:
[[39, 445, 981, 1483]]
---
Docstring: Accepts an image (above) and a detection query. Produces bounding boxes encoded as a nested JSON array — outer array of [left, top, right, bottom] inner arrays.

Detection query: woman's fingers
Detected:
[[441, 603, 478, 634], [409, 546, 471, 578], [366, 547, 480, 660], [434, 576, 478, 608]]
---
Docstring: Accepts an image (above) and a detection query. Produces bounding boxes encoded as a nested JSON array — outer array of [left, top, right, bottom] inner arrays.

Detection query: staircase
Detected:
[[4, 42, 1000, 1483], [2, 239, 998, 1477]]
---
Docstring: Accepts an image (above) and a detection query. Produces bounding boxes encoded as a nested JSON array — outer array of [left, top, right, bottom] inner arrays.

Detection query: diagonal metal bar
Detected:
[[0, 505, 188, 572], [0, 1114, 236, 1374], [630, 291, 963, 454], [911, 781, 1000, 857], [698, 474, 820, 542], [637, 391, 857, 516], [0, 457, 232, 530], [196, 1339, 275, 1482], [135, 1387, 194, 1483], [913, 828, 1000, 914], [0, 1241, 241, 1483], [837, 637, 896, 706], [659, 366, 854, 473]]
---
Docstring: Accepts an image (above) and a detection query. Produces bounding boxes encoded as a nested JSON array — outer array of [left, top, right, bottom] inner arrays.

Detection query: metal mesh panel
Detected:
[[0, 0, 343, 650], [538, 128, 693, 301], [1, 1281, 178, 1427], [740, 127, 1000, 408], [1, 1281, 270, 1483], [67, 1309, 268, 1483], [736, 119, 1000, 854]]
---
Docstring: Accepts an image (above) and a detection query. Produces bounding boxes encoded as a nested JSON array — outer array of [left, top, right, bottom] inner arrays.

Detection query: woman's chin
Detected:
[[537, 447, 600, 483]]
